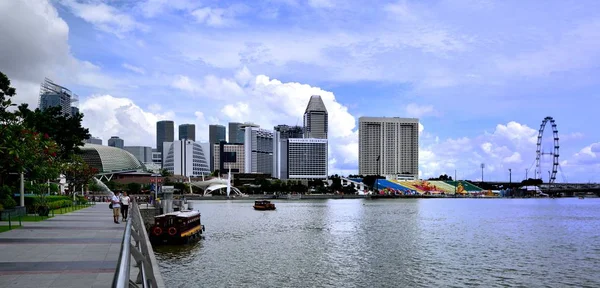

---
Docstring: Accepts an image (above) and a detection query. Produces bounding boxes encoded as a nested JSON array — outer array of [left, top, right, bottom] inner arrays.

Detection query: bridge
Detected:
[[474, 181, 600, 195]]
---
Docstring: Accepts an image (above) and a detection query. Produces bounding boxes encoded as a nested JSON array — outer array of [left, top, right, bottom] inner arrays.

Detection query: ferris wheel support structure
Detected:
[[535, 117, 560, 183]]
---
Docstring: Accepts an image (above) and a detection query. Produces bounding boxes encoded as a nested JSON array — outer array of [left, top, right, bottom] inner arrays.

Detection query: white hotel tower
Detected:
[[358, 117, 419, 179]]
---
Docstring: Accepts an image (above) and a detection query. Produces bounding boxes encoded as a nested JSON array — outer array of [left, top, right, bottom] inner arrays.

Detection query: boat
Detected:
[[253, 200, 276, 210], [149, 210, 205, 245]]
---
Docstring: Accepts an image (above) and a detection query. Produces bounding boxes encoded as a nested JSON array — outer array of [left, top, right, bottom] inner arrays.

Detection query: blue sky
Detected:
[[1, 0, 599, 182]]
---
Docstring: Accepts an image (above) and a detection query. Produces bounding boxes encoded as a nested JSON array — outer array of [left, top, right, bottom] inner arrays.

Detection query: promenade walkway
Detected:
[[0, 203, 124, 288]]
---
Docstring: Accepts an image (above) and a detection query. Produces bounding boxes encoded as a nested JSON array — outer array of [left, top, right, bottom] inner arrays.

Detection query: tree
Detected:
[[17, 105, 90, 161], [1, 72, 60, 185], [62, 155, 98, 194], [429, 174, 453, 181], [211, 169, 220, 177], [127, 182, 142, 194], [160, 168, 172, 177]]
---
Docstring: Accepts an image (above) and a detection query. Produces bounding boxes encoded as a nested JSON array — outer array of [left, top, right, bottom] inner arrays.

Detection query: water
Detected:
[[155, 198, 600, 287], [93, 178, 112, 194]]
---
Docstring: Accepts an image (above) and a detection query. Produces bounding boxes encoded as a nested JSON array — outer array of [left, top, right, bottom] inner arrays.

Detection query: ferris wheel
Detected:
[[535, 117, 559, 183]]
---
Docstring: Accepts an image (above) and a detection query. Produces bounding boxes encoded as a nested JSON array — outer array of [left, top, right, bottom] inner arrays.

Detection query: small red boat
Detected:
[[149, 210, 205, 245], [253, 200, 276, 210]]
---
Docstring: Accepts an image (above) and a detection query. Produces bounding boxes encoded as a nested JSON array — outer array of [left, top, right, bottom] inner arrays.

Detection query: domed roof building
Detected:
[[80, 144, 145, 173]]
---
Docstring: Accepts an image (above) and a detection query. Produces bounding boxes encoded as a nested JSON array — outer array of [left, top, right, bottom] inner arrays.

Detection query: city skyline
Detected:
[[1, 1, 599, 182]]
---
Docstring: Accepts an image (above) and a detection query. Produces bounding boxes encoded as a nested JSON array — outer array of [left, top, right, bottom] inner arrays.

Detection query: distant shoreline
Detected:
[[181, 194, 592, 200]]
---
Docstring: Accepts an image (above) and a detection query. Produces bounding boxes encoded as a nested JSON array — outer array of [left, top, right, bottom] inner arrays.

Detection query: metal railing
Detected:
[[112, 202, 165, 288]]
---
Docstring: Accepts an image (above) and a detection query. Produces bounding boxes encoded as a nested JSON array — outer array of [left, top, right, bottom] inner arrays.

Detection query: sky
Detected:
[[0, 0, 599, 182]]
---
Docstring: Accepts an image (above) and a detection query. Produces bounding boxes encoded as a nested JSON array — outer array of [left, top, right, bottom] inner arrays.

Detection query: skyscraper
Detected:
[[228, 122, 245, 144], [156, 120, 174, 153], [38, 78, 78, 116], [108, 136, 124, 149], [274, 125, 303, 139], [162, 140, 211, 177], [303, 95, 328, 139], [179, 124, 196, 141], [85, 136, 102, 145], [358, 117, 419, 178], [209, 124, 226, 171]]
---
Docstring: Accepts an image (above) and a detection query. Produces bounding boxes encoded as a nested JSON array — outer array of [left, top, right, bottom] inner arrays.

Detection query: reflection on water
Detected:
[[155, 198, 600, 288]]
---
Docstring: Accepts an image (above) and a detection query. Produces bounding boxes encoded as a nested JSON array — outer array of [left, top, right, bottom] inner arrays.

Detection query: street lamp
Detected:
[[481, 163, 485, 183], [508, 168, 512, 186]]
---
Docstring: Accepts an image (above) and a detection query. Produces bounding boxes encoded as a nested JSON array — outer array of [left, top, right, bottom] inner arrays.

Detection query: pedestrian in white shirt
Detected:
[[120, 192, 131, 221], [110, 192, 121, 224]]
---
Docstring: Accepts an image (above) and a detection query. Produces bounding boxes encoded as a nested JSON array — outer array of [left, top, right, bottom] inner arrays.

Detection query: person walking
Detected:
[[120, 192, 131, 221], [110, 192, 121, 224]]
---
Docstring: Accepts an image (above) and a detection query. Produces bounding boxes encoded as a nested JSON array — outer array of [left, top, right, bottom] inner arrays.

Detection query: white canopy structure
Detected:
[[189, 176, 244, 196]]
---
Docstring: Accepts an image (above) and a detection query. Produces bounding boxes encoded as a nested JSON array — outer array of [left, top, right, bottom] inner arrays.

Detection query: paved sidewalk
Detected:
[[0, 203, 125, 288]]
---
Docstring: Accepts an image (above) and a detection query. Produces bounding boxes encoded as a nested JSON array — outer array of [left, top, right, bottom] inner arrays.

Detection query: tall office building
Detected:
[[162, 140, 210, 177], [209, 124, 226, 171], [179, 124, 196, 141], [303, 95, 328, 139], [107, 136, 124, 149], [85, 136, 102, 145], [214, 141, 245, 174], [244, 127, 274, 174], [71, 106, 79, 116], [358, 117, 419, 178], [156, 120, 174, 155], [274, 125, 303, 139], [274, 137, 328, 180], [124, 146, 153, 163], [228, 122, 245, 144], [38, 78, 78, 116]]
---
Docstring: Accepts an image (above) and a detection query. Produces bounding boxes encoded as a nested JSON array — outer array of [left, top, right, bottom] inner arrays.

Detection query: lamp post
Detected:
[[525, 168, 528, 181], [481, 163, 485, 183], [375, 155, 380, 191], [508, 168, 512, 187], [454, 169, 457, 194]]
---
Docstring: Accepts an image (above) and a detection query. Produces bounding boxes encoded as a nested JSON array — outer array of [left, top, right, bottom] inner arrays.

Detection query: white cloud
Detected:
[[59, 0, 148, 38], [81, 68, 358, 174], [122, 63, 146, 75], [405, 103, 437, 118], [190, 4, 247, 27], [80, 95, 174, 146]]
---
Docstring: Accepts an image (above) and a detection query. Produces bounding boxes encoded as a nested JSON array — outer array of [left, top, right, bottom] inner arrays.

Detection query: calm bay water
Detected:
[[154, 198, 600, 287]]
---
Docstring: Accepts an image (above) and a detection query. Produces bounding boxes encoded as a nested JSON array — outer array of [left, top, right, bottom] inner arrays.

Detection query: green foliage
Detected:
[[88, 180, 101, 192], [76, 195, 88, 204], [429, 174, 453, 181], [62, 154, 98, 193], [0, 195, 16, 209], [0, 71, 62, 186], [127, 182, 141, 194], [20, 195, 70, 212], [47, 200, 73, 210], [17, 105, 90, 161], [160, 168, 172, 177]]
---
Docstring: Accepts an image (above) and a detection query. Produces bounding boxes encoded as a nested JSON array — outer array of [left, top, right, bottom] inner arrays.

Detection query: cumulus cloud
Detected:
[[80, 95, 175, 146], [419, 121, 599, 182], [0, 0, 70, 105]]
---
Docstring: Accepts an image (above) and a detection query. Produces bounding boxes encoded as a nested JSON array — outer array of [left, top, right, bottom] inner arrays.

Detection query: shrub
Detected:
[[1, 196, 17, 209], [47, 200, 73, 210]]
